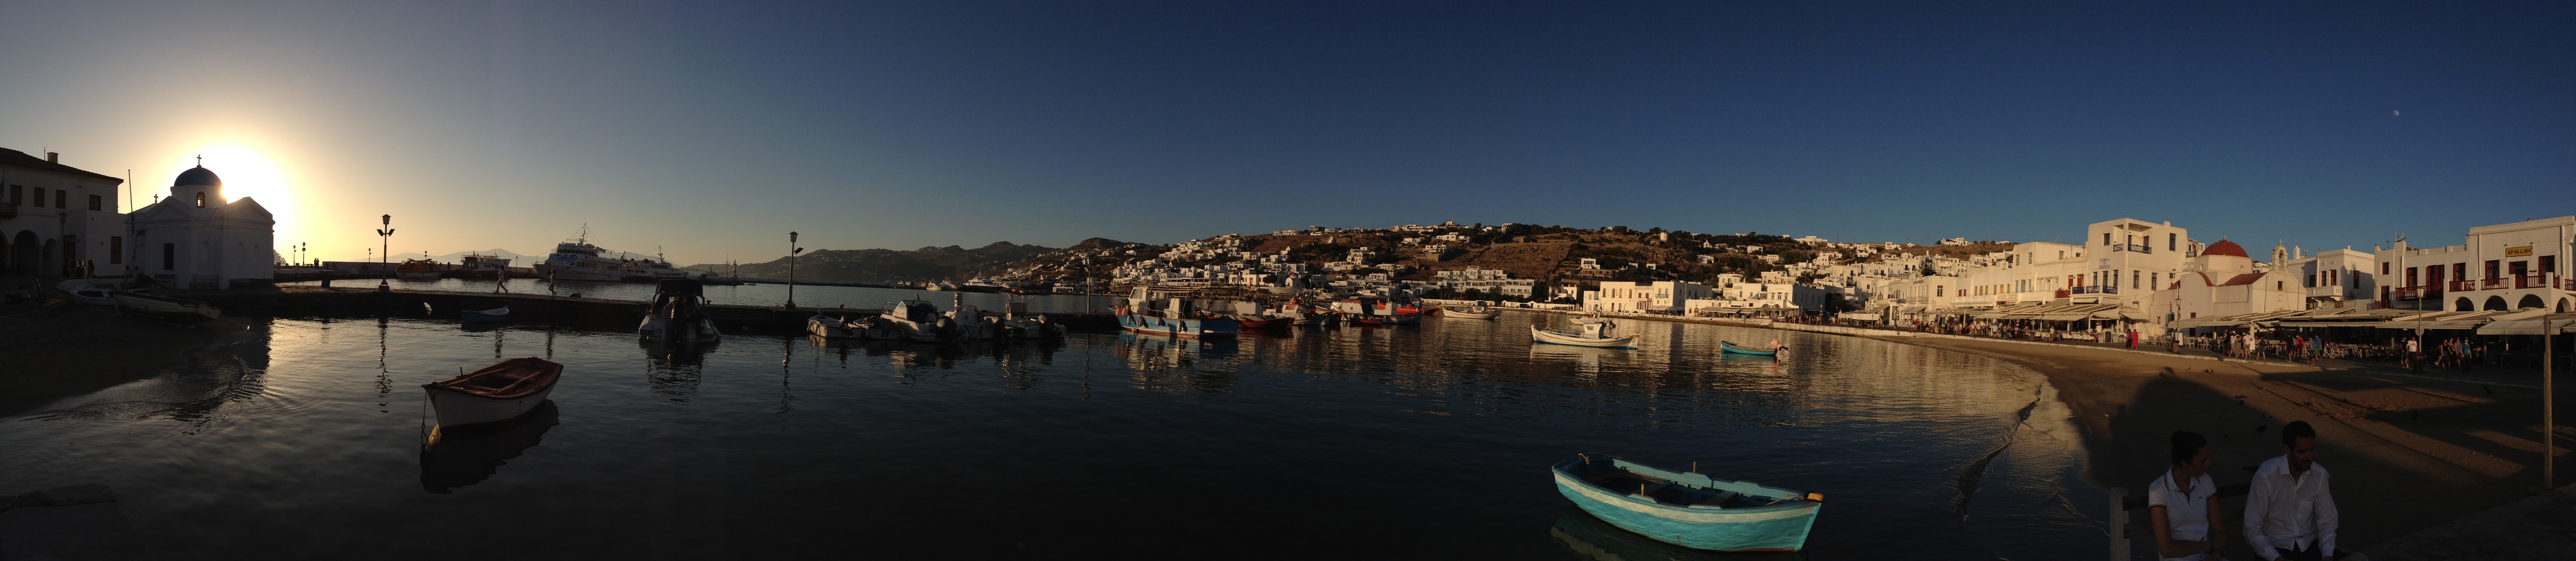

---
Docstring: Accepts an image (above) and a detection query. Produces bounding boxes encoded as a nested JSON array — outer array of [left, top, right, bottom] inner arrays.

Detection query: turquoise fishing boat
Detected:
[[1551, 452, 1823, 552], [1718, 340, 1777, 356]]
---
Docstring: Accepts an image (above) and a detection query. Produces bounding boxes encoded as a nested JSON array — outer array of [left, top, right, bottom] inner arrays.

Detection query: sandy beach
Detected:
[[1843, 330, 2570, 557]]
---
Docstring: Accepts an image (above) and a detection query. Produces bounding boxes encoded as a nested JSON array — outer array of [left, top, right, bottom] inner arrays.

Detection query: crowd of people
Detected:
[[2150, 421, 2344, 561]]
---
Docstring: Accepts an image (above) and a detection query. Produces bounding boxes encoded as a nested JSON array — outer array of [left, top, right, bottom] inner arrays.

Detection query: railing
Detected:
[[2068, 285, 2117, 295], [2448, 280, 2476, 292], [2393, 287, 2422, 300], [2110, 243, 2152, 254], [2481, 278, 2506, 290], [2516, 275, 2555, 289]]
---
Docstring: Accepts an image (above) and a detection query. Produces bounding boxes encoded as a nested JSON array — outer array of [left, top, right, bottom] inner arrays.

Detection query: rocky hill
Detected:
[[685, 241, 1055, 282]]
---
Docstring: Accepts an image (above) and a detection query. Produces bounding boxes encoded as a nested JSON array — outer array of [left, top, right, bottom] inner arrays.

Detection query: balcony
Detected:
[[2110, 243, 2153, 254], [2480, 278, 2506, 290], [2069, 285, 2117, 295], [2448, 280, 2476, 292], [2393, 287, 2425, 300], [2515, 275, 2558, 289]]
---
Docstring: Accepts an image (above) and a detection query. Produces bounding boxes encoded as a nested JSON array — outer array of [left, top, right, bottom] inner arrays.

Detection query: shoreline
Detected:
[[1584, 310, 2567, 556]]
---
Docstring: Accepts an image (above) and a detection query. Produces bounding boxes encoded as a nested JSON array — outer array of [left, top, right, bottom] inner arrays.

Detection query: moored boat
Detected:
[[1552, 452, 1823, 552], [1116, 288, 1238, 338], [638, 280, 720, 344], [461, 307, 510, 323], [1443, 305, 1499, 319], [422, 357, 564, 430], [1531, 323, 1636, 348], [395, 259, 443, 280], [808, 314, 863, 339], [113, 292, 222, 321], [1718, 341, 1777, 356], [877, 300, 950, 342], [535, 227, 627, 282]]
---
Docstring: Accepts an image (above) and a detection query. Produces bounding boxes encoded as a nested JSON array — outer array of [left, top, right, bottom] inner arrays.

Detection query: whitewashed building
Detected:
[[126, 164, 275, 289], [1582, 280, 1712, 313], [2, 149, 128, 277], [2374, 216, 2573, 312]]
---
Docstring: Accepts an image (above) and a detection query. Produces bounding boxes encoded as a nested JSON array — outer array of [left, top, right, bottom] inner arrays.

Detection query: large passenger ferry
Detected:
[[534, 228, 626, 282]]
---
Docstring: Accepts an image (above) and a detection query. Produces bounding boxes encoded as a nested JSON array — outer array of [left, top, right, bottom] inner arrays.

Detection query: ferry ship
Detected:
[[534, 229, 626, 282]]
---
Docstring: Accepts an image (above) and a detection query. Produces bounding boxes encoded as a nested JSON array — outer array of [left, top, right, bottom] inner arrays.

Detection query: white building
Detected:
[[1582, 280, 1713, 313], [2152, 240, 2305, 326], [126, 164, 275, 289], [2374, 216, 2573, 312], [2285, 247, 2378, 308], [3, 149, 128, 277]]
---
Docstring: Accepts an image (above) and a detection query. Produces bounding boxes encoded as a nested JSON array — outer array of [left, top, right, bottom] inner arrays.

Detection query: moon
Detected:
[[2393, 110, 2400, 117]]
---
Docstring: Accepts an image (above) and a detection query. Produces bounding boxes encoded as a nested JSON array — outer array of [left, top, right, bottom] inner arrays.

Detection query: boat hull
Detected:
[[1444, 309, 1499, 319], [535, 263, 625, 282], [808, 316, 862, 339], [1531, 326, 1636, 348], [426, 385, 556, 430], [1552, 455, 1821, 552], [1118, 314, 1238, 338], [1718, 341, 1777, 356], [112, 292, 222, 321]]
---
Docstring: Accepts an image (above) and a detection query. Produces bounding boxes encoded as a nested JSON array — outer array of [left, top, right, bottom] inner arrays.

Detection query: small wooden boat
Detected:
[[1231, 314, 1291, 329], [461, 307, 509, 323], [808, 314, 863, 339], [1532, 324, 1637, 348], [113, 292, 222, 321], [422, 357, 564, 430], [1443, 306, 1499, 320], [1718, 341, 1777, 356], [1553, 452, 1823, 552]]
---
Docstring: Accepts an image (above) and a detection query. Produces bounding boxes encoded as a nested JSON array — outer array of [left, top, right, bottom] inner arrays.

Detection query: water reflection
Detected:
[[1549, 509, 1803, 561], [1112, 333, 1236, 394], [641, 340, 708, 401], [419, 402, 560, 494]]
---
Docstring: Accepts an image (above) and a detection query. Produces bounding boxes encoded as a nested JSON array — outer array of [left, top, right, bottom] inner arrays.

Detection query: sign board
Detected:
[[2504, 245, 2532, 257]]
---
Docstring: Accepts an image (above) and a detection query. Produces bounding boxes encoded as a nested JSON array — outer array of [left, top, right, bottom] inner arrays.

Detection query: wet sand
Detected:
[[1852, 332, 2570, 557], [0, 303, 252, 417]]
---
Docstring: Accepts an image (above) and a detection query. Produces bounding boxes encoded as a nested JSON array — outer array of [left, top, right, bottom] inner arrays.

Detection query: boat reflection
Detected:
[[1550, 509, 1803, 561], [1112, 332, 1235, 393], [419, 401, 560, 494], [641, 339, 709, 401]]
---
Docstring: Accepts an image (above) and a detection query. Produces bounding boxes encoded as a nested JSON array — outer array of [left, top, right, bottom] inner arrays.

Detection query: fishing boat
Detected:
[[395, 259, 443, 280], [638, 280, 720, 344], [998, 297, 1066, 339], [808, 314, 864, 339], [113, 292, 222, 321], [1531, 323, 1636, 348], [461, 307, 510, 323], [877, 300, 950, 342], [534, 227, 627, 282], [1443, 305, 1499, 319], [1116, 288, 1239, 338], [57, 279, 124, 306], [1718, 341, 1777, 356], [457, 253, 511, 278], [1552, 452, 1823, 552], [421, 357, 564, 430], [942, 293, 1005, 340]]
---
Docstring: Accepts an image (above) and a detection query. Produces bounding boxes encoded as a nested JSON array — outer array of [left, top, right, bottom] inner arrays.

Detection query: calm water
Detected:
[[5, 310, 2105, 559], [282, 278, 1117, 313]]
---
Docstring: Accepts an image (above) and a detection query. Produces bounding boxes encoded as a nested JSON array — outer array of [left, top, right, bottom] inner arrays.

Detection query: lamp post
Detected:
[[377, 214, 395, 293], [785, 231, 804, 308]]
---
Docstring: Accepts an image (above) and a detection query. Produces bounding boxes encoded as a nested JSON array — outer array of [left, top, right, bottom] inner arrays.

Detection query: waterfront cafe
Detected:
[[2174, 307, 2575, 365]]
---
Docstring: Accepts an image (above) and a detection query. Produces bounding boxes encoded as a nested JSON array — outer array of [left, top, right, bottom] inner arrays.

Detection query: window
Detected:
[[109, 237, 122, 264], [30, 188, 42, 207], [2381, 262, 2389, 275], [88, 195, 102, 211], [2407, 267, 2418, 287], [2511, 261, 2529, 277], [162, 243, 176, 271], [2132, 271, 2139, 289], [2277, 281, 2284, 290], [2168, 233, 2176, 251], [2452, 263, 2465, 281], [2103, 233, 2112, 246], [2544, 256, 2559, 276], [2485, 260, 2499, 280], [194, 192, 205, 207], [6, 184, 19, 204], [55, 189, 66, 209]]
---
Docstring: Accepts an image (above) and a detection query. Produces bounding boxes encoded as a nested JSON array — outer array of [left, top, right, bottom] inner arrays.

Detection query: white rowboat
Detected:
[[422, 357, 563, 430]]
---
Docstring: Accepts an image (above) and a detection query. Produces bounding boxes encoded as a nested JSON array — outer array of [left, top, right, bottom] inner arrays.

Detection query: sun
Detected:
[[166, 144, 299, 236]]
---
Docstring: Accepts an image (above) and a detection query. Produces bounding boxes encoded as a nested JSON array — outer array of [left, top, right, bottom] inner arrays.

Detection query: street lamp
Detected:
[[377, 214, 395, 292], [786, 231, 804, 308]]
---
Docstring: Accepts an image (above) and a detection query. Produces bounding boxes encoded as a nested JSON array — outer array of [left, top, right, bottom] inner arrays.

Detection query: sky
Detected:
[[3, 1, 2571, 264]]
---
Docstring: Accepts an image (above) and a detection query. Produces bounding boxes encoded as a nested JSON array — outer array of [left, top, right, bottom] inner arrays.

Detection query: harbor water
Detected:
[[281, 278, 1119, 313], [3, 310, 2106, 558]]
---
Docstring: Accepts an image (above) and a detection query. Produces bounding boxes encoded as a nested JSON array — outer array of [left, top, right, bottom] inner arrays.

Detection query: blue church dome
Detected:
[[175, 166, 222, 187]]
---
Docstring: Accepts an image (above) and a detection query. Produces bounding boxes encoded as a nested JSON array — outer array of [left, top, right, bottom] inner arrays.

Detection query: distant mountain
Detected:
[[684, 241, 1056, 282], [383, 249, 539, 264]]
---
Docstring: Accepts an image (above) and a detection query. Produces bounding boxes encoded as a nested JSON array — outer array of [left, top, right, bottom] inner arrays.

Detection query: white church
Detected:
[[127, 163, 274, 289]]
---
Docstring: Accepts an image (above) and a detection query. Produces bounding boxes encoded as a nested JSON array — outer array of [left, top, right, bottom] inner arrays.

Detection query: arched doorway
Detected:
[[2483, 296, 2509, 311], [2455, 297, 2474, 312], [2520, 294, 2546, 310], [2561, 298, 2573, 313], [8, 231, 37, 275]]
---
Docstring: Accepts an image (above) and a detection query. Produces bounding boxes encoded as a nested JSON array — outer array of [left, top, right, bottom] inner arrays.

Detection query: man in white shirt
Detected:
[[2242, 421, 2339, 561]]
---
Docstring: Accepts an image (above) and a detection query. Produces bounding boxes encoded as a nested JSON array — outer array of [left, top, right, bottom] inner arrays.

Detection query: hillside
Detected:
[[686, 241, 1056, 282]]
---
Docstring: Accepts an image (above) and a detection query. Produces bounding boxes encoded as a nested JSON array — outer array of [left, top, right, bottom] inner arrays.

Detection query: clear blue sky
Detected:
[[3, 1, 2569, 263]]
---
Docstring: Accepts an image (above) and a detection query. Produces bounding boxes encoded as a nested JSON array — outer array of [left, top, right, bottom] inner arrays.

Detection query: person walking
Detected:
[[2243, 421, 2340, 561]]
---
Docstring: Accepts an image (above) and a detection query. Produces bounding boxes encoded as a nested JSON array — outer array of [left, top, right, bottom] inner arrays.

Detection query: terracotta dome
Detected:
[[2202, 239, 2248, 258]]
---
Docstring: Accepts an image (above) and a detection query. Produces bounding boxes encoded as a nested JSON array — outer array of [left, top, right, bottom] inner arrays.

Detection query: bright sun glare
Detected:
[[164, 144, 298, 239]]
